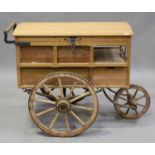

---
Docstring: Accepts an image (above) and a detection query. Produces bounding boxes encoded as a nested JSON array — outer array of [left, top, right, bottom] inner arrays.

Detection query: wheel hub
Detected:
[[56, 100, 71, 113], [127, 94, 137, 109]]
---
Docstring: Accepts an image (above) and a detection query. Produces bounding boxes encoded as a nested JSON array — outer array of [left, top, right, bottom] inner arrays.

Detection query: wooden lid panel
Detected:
[[13, 22, 133, 37]]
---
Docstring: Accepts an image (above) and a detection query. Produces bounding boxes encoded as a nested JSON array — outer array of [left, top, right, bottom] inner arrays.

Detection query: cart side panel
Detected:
[[15, 36, 131, 88], [57, 46, 90, 63], [93, 67, 127, 86], [20, 68, 91, 87], [20, 46, 54, 63]]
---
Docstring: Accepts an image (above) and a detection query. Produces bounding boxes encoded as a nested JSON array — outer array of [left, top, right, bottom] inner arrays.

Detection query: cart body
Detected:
[[12, 22, 133, 89]]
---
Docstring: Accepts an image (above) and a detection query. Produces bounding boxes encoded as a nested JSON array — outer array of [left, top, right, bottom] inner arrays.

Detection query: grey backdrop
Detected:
[[0, 12, 155, 142]]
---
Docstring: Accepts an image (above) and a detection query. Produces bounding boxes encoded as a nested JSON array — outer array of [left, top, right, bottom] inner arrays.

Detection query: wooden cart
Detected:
[[4, 22, 150, 137]]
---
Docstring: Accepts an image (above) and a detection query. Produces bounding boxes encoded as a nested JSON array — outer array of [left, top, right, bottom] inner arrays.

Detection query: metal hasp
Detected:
[[69, 36, 77, 52]]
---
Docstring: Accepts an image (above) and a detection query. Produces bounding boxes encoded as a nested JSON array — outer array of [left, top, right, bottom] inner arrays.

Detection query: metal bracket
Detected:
[[15, 41, 31, 46], [4, 22, 17, 44], [23, 88, 32, 94], [64, 36, 78, 52]]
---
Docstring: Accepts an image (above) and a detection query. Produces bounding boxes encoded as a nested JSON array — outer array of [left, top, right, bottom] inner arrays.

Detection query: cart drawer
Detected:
[[93, 67, 127, 86], [20, 68, 90, 86], [20, 46, 53, 63], [58, 46, 90, 63]]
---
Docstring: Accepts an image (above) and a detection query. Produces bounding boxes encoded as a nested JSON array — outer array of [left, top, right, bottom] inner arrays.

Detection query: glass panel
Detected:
[[94, 46, 127, 64]]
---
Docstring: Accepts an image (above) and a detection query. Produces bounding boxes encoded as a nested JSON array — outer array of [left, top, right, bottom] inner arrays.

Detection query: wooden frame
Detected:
[[15, 36, 131, 89], [12, 22, 133, 89]]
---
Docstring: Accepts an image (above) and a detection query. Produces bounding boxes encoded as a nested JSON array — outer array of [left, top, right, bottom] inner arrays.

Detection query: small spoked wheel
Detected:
[[114, 85, 150, 119], [28, 72, 98, 137]]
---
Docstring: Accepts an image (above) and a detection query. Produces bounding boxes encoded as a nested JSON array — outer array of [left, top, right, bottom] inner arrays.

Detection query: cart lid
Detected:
[[13, 22, 133, 37]]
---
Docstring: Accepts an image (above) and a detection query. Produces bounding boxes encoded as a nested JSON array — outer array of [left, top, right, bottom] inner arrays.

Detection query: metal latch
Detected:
[[69, 37, 77, 52], [65, 36, 79, 52]]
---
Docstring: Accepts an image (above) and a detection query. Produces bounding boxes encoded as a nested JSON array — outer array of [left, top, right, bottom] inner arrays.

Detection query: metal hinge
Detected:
[[15, 41, 31, 46]]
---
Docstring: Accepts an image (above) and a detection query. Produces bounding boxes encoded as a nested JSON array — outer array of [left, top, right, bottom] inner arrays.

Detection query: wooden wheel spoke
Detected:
[[134, 109, 138, 115], [136, 102, 145, 107], [119, 96, 127, 101], [133, 89, 138, 98], [70, 110, 85, 126], [126, 89, 130, 96], [58, 78, 64, 98], [135, 95, 145, 101], [36, 91, 45, 97], [34, 98, 56, 105], [63, 88, 67, 97], [120, 93, 127, 96], [117, 103, 130, 108], [69, 91, 91, 103], [125, 108, 130, 115], [42, 84, 59, 100], [36, 107, 56, 117], [68, 81, 77, 98], [72, 91, 76, 97], [72, 104, 93, 111], [64, 113, 70, 131], [49, 112, 60, 129]]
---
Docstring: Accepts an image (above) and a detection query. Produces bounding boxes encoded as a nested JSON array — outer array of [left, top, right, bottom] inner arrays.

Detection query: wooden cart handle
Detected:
[[4, 22, 17, 44]]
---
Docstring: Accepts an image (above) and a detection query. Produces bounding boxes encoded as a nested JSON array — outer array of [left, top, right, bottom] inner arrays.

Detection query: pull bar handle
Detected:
[[4, 22, 17, 44]]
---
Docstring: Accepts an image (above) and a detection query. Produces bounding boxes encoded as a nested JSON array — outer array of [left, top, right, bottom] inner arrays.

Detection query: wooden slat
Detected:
[[19, 62, 127, 68], [16, 46, 21, 88], [19, 63, 91, 68], [56, 63, 90, 67], [20, 84, 130, 89], [15, 36, 130, 46], [53, 46, 57, 64], [93, 63, 127, 67], [126, 39, 131, 86], [20, 63, 54, 68]]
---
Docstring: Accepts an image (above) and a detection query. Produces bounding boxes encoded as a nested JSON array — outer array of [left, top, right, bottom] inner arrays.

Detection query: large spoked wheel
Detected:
[[28, 72, 99, 137], [114, 85, 150, 119]]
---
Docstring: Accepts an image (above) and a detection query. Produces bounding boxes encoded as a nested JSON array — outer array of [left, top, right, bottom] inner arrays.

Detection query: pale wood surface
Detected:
[[20, 46, 53, 63], [13, 22, 133, 36], [14, 23, 132, 88]]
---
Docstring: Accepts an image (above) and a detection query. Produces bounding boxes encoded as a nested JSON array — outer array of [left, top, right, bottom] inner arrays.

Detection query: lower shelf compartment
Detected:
[[20, 68, 90, 86], [19, 67, 128, 87], [93, 68, 127, 86]]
